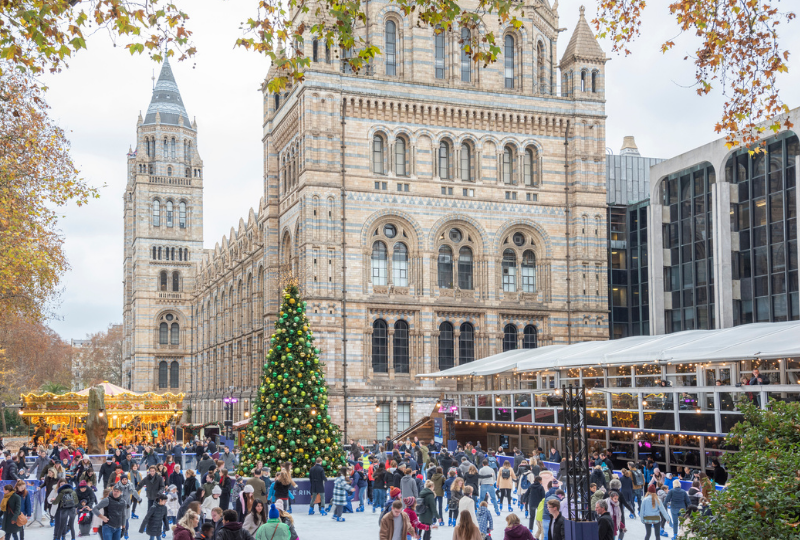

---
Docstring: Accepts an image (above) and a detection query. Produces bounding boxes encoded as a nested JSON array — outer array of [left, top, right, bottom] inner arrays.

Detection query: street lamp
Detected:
[[223, 392, 238, 440]]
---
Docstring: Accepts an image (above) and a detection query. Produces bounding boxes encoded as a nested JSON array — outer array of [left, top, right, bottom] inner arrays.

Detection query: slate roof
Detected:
[[143, 57, 192, 127], [560, 6, 606, 64]]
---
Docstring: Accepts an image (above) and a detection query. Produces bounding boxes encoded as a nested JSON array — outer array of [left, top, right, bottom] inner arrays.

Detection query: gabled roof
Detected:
[[560, 6, 606, 65], [143, 58, 192, 128]]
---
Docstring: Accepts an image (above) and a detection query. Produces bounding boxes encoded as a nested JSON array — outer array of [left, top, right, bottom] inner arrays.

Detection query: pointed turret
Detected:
[[143, 57, 192, 127], [559, 6, 607, 98], [560, 6, 606, 64]]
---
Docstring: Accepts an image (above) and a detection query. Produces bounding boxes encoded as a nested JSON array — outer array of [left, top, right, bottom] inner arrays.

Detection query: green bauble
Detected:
[[293, 418, 299, 424], [259, 436, 265, 442], [281, 397, 288, 404], [314, 348, 320, 354], [294, 316, 299, 322], [270, 445, 276, 451]]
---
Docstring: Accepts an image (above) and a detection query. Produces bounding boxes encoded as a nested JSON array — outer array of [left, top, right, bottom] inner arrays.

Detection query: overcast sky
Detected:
[[43, 0, 800, 340]]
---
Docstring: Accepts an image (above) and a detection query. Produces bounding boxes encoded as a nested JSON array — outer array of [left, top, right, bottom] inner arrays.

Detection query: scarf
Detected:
[[606, 497, 621, 533], [1, 491, 11, 512]]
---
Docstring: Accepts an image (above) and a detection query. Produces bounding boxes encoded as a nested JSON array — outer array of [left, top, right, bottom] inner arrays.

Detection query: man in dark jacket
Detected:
[[76, 481, 98, 507], [308, 458, 327, 515], [100, 456, 117, 489], [137, 465, 166, 510], [169, 465, 186, 502], [548, 448, 562, 464], [197, 454, 215, 480], [214, 510, 253, 540], [2, 455, 20, 480], [93, 485, 128, 540], [664, 479, 692, 539], [384, 436, 394, 452], [513, 448, 524, 474], [33, 449, 51, 480], [596, 500, 614, 540], [438, 452, 453, 476], [177, 489, 204, 522], [392, 464, 405, 488], [527, 476, 546, 530], [171, 443, 184, 467], [205, 437, 217, 456], [547, 499, 565, 540]]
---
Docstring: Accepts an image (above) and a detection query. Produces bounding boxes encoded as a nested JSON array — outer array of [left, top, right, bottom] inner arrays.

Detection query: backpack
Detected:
[[632, 470, 644, 487], [501, 468, 511, 480], [487, 456, 497, 470], [520, 474, 531, 491], [415, 497, 429, 515], [60, 490, 77, 509]]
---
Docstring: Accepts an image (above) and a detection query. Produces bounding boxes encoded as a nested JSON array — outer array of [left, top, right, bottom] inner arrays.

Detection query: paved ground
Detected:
[[18, 498, 669, 540]]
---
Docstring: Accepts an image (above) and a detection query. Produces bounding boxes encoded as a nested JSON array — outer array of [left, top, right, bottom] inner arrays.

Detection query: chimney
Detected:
[[620, 136, 640, 156]]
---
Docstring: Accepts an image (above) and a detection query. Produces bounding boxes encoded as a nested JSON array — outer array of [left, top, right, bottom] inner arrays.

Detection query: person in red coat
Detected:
[[173, 509, 200, 540]]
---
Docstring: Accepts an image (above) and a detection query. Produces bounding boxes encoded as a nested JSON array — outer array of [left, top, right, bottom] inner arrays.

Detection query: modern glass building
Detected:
[[649, 110, 800, 334], [606, 137, 662, 338]]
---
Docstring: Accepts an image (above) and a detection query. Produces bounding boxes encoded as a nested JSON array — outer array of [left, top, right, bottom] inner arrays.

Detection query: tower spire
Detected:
[[143, 56, 192, 128]]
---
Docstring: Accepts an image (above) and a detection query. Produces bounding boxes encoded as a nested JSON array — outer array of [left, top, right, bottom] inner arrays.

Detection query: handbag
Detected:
[[643, 514, 661, 524], [13, 514, 28, 527]]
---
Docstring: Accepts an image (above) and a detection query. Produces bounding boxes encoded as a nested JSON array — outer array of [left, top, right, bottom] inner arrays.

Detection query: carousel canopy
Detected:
[[76, 382, 139, 397]]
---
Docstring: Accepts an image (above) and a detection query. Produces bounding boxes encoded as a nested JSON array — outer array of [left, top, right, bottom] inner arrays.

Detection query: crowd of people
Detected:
[[0, 435, 727, 540]]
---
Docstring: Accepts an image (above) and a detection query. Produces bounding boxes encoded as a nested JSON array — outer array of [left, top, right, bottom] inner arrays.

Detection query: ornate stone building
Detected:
[[124, 2, 611, 442], [122, 59, 204, 393]]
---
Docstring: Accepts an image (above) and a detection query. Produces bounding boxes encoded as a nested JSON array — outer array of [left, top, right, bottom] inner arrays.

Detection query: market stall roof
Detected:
[[419, 345, 568, 378], [422, 321, 800, 378], [76, 382, 139, 397], [233, 418, 251, 429]]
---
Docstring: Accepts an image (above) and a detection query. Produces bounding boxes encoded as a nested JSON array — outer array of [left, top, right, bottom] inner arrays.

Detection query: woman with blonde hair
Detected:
[[639, 485, 669, 540], [452, 509, 482, 540], [172, 509, 199, 540], [447, 477, 465, 527], [503, 513, 535, 540]]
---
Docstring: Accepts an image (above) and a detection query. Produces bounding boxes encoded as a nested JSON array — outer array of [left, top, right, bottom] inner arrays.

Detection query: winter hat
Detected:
[[168, 484, 177, 491], [79, 481, 87, 487], [403, 496, 416, 508], [416, 474, 423, 480], [243, 485, 254, 494], [268, 504, 280, 520], [647, 485, 657, 494], [274, 500, 284, 511], [389, 487, 401, 499], [106, 456, 113, 462], [212, 486, 222, 496]]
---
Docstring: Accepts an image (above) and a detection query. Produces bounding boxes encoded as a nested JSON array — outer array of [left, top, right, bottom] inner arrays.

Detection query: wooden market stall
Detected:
[[20, 382, 184, 448]]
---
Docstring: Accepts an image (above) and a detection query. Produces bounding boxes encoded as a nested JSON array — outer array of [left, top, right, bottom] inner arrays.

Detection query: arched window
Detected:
[[392, 243, 408, 287], [172, 271, 180, 292], [385, 21, 397, 76], [153, 200, 160, 227], [458, 246, 473, 289], [166, 201, 174, 227], [160, 271, 167, 292], [179, 202, 186, 228], [434, 28, 445, 79], [184, 248, 188, 261], [581, 70, 587, 92], [460, 144, 471, 181], [163, 138, 168, 156], [170, 323, 180, 345], [158, 361, 168, 388], [170, 361, 179, 388], [503, 146, 513, 184], [438, 245, 453, 288], [325, 42, 331, 63], [312, 39, 319, 62], [157, 247, 162, 260], [460, 28, 471, 82], [372, 319, 388, 373], [592, 71, 597, 92], [394, 320, 409, 373], [504, 35, 515, 89], [171, 138, 176, 159], [395, 137, 406, 176], [502, 249, 517, 292], [523, 149, 535, 186], [372, 241, 388, 285], [521, 250, 536, 292], [159, 323, 168, 345], [438, 321, 454, 370], [438, 141, 450, 179], [152, 246, 157, 260], [503, 324, 518, 351], [167, 166, 172, 177], [459, 322, 474, 363], [274, 93, 280, 110], [523, 325, 538, 349], [145, 138, 151, 157], [537, 42, 545, 93], [373, 135, 384, 174]]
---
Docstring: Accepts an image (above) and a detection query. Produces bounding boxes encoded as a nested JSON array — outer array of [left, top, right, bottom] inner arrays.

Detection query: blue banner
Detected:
[[433, 417, 443, 444]]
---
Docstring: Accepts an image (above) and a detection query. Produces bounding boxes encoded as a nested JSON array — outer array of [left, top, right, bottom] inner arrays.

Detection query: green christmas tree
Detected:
[[238, 282, 346, 477]]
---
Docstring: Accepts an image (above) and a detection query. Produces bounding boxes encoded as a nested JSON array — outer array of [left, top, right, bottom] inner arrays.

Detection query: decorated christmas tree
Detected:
[[238, 282, 346, 476]]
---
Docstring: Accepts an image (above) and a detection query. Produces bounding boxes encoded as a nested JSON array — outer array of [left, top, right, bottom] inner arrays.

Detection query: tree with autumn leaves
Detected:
[[0, 67, 98, 321], [238, 283, 345, 477]]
